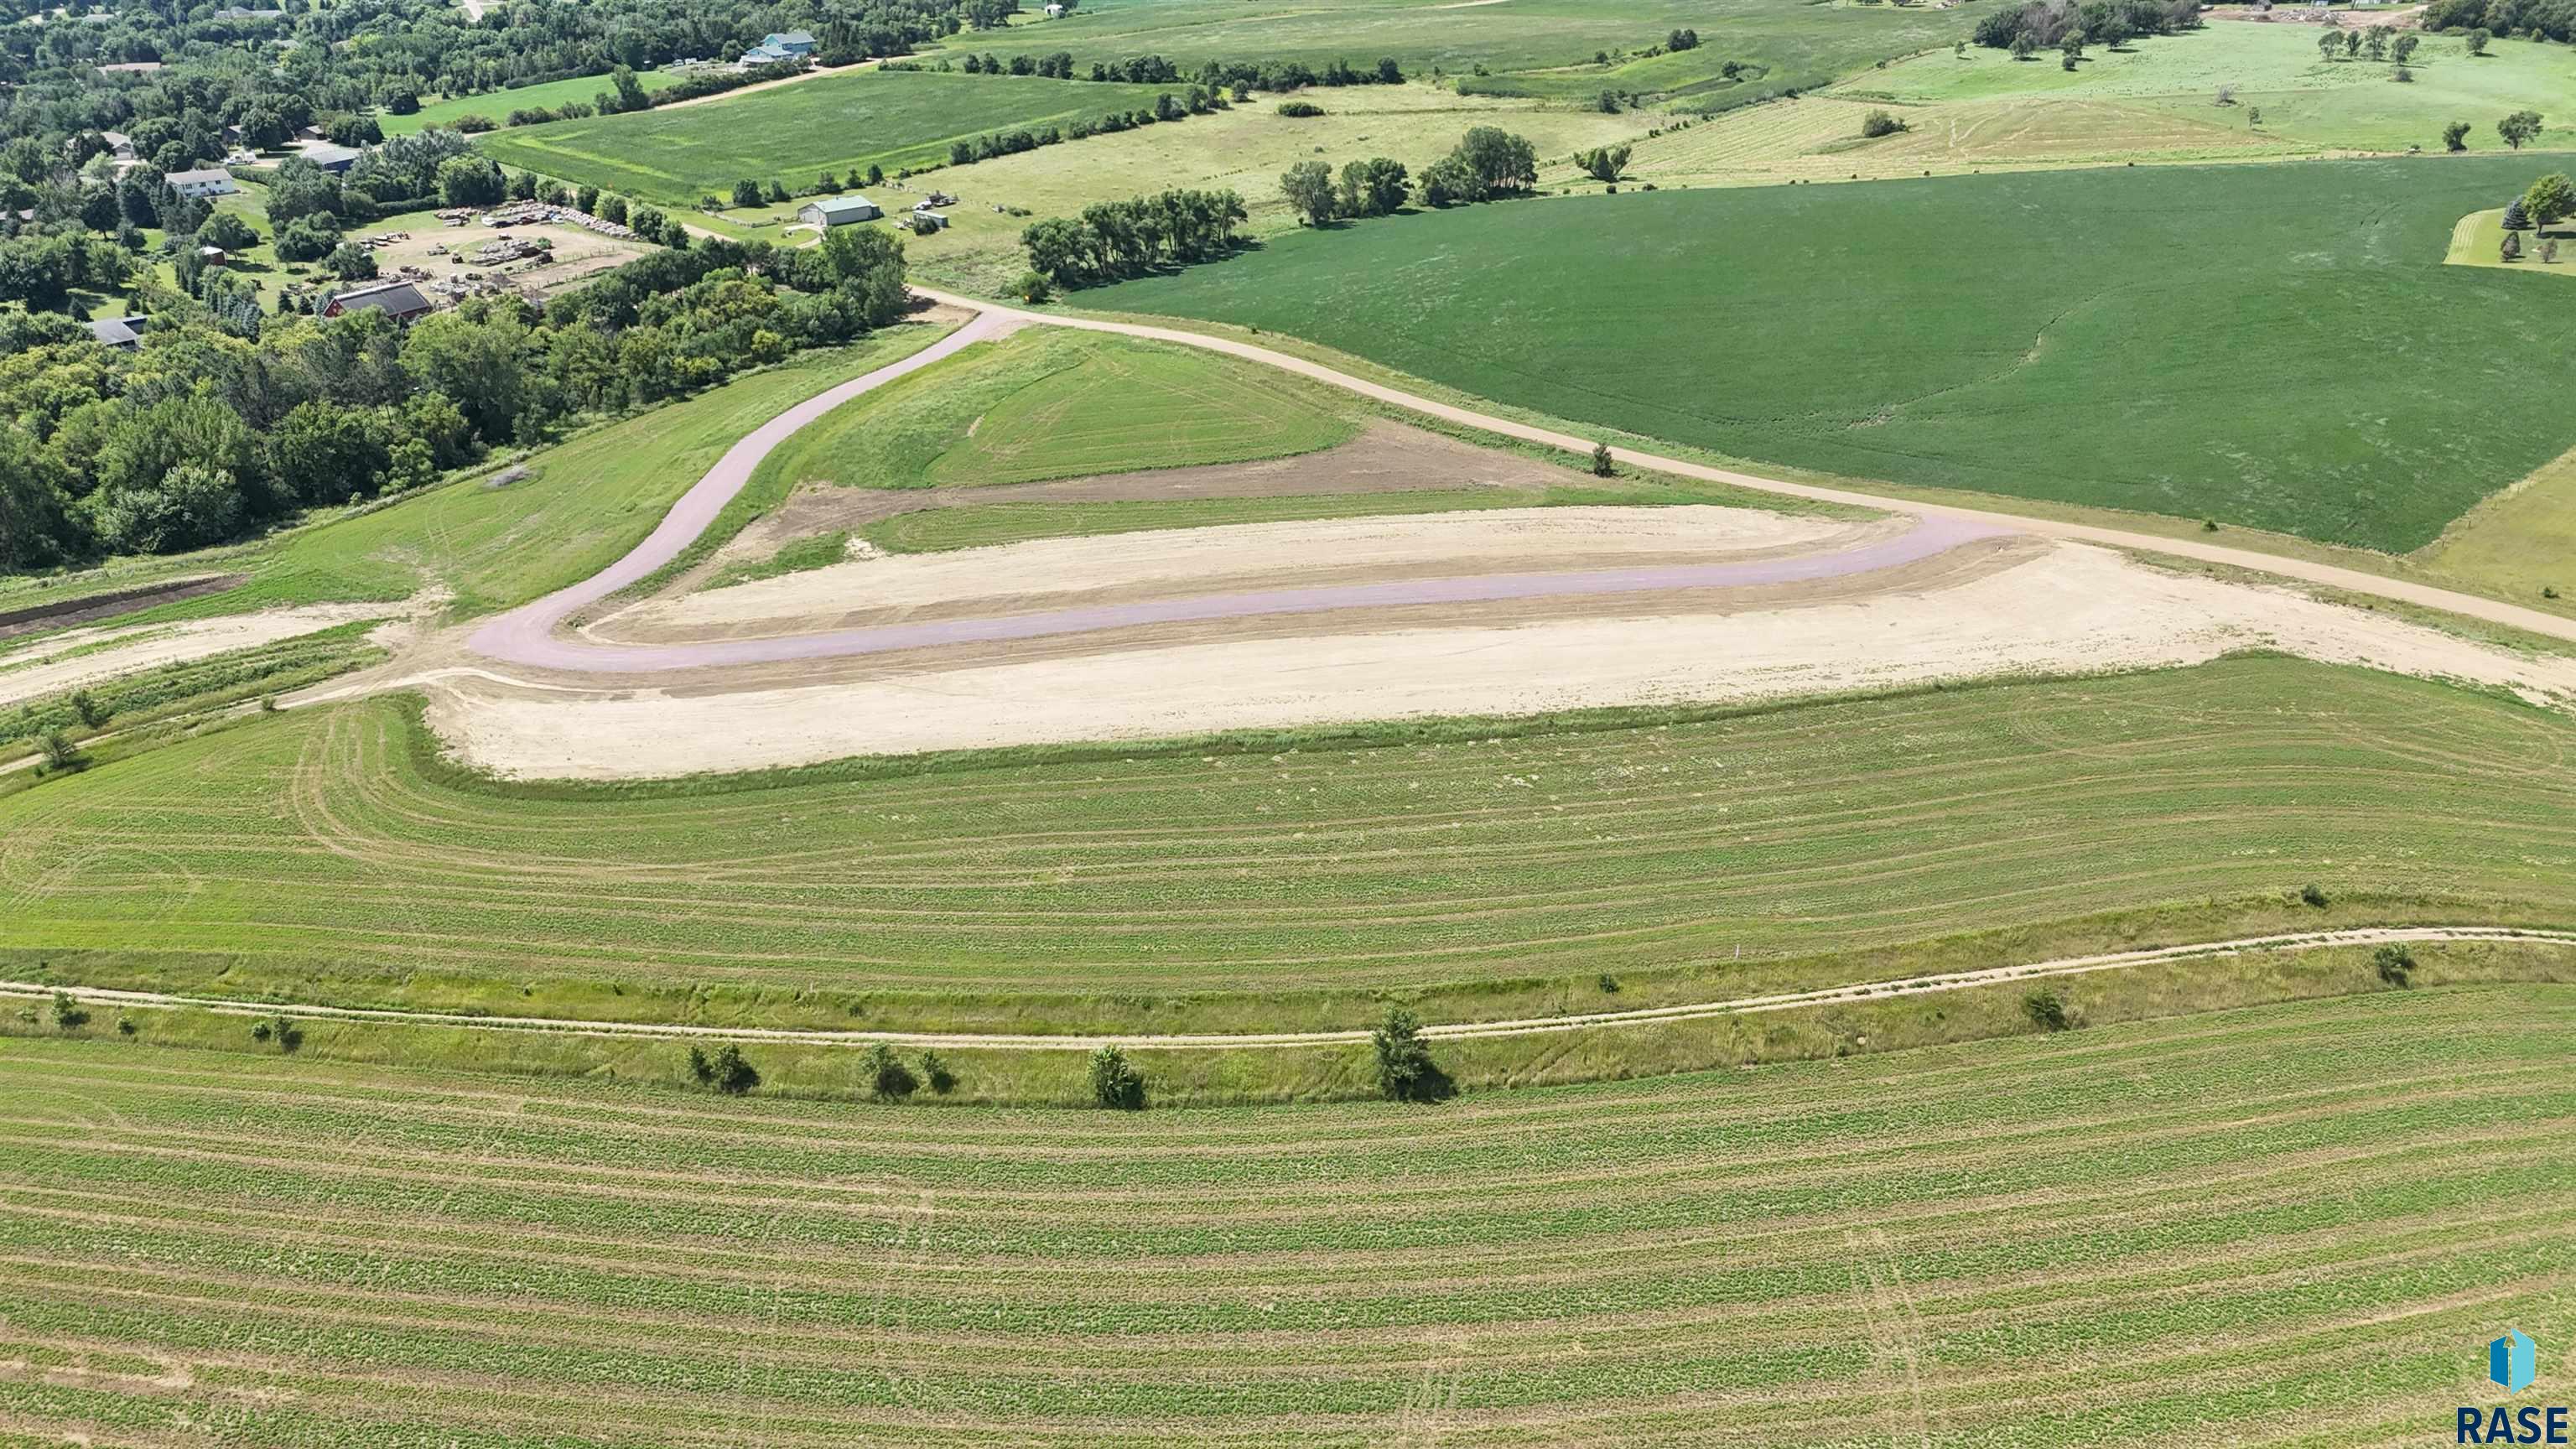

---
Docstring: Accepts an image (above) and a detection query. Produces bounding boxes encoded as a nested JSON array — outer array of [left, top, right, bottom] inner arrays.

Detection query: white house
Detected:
[[164, 168, 238, 199], [797, 195, 882, 226]]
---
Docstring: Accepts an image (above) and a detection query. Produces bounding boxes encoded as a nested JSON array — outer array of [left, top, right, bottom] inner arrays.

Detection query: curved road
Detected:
[[466, 288, 2576, 675], [9, 927, 2565, 1052]]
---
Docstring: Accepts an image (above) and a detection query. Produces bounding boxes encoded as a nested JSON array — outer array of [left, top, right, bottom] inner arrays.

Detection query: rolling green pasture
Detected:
[[2, 987, 2568, 1442], [476, 68, 1176, 204], [5, 657, 2573, 1034], [1089, 156, 2576, 549], [1846, 23, 2576, 154], [758, 328, 1356, 494], [384, 69, 678, 136], [958, 0, 1979, 110]]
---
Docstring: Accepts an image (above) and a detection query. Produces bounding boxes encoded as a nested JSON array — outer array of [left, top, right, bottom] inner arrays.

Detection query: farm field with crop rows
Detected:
[[1088, 155, 2576, 550], [1, 987, 2567, 1444], [478, 69, 1178, 205], [5, 656, 2573, 1034]]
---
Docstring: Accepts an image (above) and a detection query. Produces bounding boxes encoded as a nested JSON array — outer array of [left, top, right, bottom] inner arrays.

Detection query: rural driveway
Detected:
[[469, 288, 2576, 678]]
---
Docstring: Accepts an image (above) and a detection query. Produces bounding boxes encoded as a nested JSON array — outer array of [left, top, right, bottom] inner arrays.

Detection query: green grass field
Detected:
[[1846, 23, 2576, 154], [958, 0, 1979, 109], [757, 329, 1358, 495], [475, 68, 1179, 205], [2, 985, 2568, 1442], [1089, 155, 2576, 550], [385, 69, 679, 135], [6, 656, 2573, 1036]]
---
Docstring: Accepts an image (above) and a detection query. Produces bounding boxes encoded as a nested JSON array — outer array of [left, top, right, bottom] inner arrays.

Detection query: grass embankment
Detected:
[[4, 656, 2572, 1039], [476, 68, 1178, 205], [1089, 156, 2576, 552], [0, 988, 2568, 1441]]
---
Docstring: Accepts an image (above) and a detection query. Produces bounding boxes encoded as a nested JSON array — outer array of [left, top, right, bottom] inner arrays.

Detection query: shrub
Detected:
[[1591, 441, 1614, 476], [116, 1015, 137, 1036], [2022, 989, 2072, 1031], [1861, 109, 1906, 138], [2373, 943, 2416, 986], [2299, 882, 2330, 907], [1371, 1006, 1443, 1101], [250, 1015, 303, 1052], [34, 730, 84, 773], [1013, 269, 1054, 304], [1089, 1045, 1145, 1109], [68, 689, 106, 726], [50, 990, 89, 1031], [688, 1043, 759, 1093], [1275, 100, 1324, 117], [862, 1042, 918, 1100], [920, 1050, 956, 1095], [454, 114, 497, 134]]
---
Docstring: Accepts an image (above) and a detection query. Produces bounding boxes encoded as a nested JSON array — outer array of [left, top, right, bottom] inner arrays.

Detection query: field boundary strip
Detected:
[[6, 927, 2563, 1052]]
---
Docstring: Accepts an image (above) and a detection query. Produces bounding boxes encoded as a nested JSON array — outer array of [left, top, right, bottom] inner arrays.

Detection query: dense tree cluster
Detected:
[[1973, 0, 2200, 50], [2425, 0, 2576, 44], [1017, 188, 1249, 287], [0, 226, 910, 572]]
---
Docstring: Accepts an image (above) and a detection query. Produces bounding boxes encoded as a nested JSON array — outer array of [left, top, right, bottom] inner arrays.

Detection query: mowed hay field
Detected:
[[3, 988, 2570, 1444], [1092, 156, 2576, 550], [476, 69, 1178, 205], [6, 657, 2576, 1033], [384, 68, 678, 136], [1846, 23, 2576, 154], [969, 0, 1979, 108]]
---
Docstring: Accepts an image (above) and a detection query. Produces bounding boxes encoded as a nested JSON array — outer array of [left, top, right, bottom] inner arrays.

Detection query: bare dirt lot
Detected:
[[424, 510, 2576, 778], [0, 604, 391, 709]]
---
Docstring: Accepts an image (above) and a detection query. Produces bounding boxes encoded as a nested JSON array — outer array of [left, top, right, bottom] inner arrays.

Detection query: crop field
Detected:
[[959, 0, 1980, 109], [5, 656, 2574, 1033], [475, 69, 1176, 205], [385, 69, 678, 135], [1091, 156, 2576, 550], [2, 987, 2568, 1443], [1848, 23, 2576, 154], [758, 329, 1357, 496]]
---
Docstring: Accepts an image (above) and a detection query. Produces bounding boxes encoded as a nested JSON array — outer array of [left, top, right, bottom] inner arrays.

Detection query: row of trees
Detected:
[[2424, 0, 2576, 45], [0, 226, 911, 571], [1974, 0, 2203, 51], [1277, 129, 1537, 226], [945, 87, 1222, 169], [1017, 188, 1250, 289], [2314, 27, 2423, 62]]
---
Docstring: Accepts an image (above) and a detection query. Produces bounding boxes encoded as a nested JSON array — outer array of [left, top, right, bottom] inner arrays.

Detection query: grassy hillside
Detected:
[[6, 657, 2573, 1034], [477, 68, 1177, 204], [758, 329, 1358, 494], [1089, 156, 2576, 550], [2, 986, 2568, 1442], [951, 0, 1980, 110]]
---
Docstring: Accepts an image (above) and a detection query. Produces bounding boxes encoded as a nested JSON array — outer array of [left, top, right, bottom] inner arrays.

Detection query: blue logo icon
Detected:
[[2495, 1331, 2539, 1394]]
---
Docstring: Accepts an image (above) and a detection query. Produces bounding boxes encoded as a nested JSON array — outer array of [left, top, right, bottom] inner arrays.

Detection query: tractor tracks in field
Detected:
[[6, 927, 2566, 1055]]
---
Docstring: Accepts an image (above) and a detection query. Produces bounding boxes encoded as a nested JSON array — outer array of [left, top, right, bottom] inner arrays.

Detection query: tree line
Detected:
[[2424, 0, 2576, 44], [0, 225, 910, 572], [1973, 0, 2203, 51]]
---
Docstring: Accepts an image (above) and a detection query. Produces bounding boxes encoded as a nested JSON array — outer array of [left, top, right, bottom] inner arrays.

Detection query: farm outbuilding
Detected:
[[320, 279, 435, 324], [797, 195, 882, 227]]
